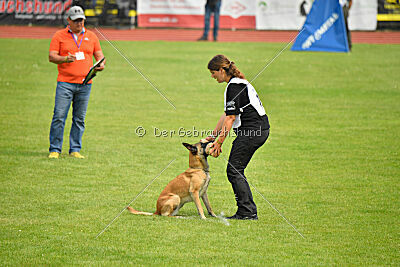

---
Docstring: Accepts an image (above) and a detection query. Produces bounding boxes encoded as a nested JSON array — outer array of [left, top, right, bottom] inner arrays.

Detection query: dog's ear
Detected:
[[182, 143, 197, 154]]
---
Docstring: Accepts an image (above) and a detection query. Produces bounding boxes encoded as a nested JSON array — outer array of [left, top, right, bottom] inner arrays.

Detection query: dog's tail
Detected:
[[127, 206, 154, 216]]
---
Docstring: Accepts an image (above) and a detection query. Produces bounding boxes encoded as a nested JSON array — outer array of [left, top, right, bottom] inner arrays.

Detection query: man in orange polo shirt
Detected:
[[48, 6, 105, 159]]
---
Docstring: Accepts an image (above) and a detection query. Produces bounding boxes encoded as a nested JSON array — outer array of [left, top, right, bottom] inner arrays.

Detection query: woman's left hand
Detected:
[[210, 141, 222, 158], [205, 135, 215, 142]]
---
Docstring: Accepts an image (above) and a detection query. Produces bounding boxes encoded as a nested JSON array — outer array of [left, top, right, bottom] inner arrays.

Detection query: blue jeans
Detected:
[[202, 1, 221, 40], [49, 82, 92, 153]]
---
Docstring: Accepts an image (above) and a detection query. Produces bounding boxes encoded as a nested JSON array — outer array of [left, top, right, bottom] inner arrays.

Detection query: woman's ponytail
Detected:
[[208, 55, 245, 79]]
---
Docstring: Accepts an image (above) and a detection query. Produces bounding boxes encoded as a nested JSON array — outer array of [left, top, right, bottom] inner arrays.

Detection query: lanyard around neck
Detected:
[[70, 31, 85, 49]]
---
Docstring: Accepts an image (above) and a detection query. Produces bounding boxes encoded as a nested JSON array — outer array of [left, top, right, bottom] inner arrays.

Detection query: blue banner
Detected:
[[292, 0, 349, 52]]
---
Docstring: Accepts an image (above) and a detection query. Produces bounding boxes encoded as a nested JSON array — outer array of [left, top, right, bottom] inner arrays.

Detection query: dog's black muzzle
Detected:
[[201, 141, 213, 157]]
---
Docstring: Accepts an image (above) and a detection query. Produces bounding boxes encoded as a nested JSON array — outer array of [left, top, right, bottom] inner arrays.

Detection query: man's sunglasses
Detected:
[[72, 18, 84, 23]]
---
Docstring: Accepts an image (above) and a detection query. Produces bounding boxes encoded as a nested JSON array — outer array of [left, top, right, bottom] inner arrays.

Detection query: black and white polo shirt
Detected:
[[224, 77, 270, 130]]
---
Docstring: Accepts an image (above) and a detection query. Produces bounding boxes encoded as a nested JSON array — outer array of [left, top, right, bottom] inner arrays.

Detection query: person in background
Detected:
[[206, 55, 270, 220], [48, 6, 105, 159], [342, 0, 352, 51], [198, 0, 222, 42]]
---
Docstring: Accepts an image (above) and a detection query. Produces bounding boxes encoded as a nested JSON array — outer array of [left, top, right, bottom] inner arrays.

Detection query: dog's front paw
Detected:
[[209, 212, 217, 218]]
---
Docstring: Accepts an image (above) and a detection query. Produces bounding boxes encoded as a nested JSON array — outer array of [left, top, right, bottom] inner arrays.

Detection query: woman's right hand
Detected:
[[210, 141, 222, 158]]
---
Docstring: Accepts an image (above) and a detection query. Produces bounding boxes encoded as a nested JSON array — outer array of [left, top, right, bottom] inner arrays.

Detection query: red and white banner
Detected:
[[138, 0, 377, 31], [137, 0, 256, 29], [0, 0, 72, 24]]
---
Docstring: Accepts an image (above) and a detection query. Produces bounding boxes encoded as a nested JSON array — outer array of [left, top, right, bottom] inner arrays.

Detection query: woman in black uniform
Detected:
[[207, 55, 270, 220]]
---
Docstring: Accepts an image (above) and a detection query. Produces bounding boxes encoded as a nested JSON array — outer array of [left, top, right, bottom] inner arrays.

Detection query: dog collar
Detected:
[[189, 167, 209, 172]]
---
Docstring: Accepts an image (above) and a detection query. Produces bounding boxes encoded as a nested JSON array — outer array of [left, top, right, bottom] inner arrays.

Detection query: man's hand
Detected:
[[94, 50, 105, 71], [49, 51, 75, 64], [65, 52, 76, 63], [94, 62, 105, 71]]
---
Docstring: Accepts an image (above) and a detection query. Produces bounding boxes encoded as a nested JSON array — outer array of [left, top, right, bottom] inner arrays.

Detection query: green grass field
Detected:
[[0, 37, 399, 265]]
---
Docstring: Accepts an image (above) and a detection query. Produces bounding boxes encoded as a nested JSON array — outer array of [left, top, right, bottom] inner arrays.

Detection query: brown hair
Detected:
[[207, 55, 245, 79]]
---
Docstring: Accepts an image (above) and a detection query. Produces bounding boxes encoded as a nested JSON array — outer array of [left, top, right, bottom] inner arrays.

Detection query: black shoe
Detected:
[[197, 36, 208, 41], [226, 213, 258, 220]]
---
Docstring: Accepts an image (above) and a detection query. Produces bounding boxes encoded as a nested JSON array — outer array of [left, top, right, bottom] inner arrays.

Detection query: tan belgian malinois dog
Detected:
[[127, 140, 217, 219]]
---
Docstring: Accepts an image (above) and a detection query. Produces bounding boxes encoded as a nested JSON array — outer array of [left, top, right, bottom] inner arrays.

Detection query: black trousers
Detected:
[[227, 129, 269, 216]]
